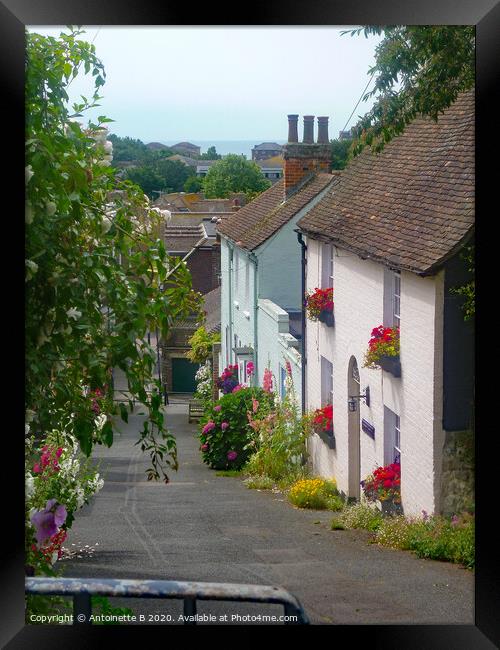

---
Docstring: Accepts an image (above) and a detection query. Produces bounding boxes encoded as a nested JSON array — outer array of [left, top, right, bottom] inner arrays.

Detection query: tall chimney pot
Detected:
[[303, 115, 315, 144], [287, 114, 299, 143], [317, 116, 329, 144]]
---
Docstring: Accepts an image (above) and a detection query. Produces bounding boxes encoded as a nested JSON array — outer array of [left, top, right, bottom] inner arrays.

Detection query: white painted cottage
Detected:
[[297, 92, 475, 517], [216, 115, 336, 404]]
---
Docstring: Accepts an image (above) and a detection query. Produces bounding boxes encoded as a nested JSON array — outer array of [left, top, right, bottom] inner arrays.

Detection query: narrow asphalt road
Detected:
[[60, 403, 474, 625]]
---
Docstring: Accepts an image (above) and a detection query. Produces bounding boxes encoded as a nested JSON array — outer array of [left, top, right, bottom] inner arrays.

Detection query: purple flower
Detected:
[[451, 515, 459, 527], [202, 421, 216, 434], [421, 510, 428, 522], [214, 405, 222, 412], [227, 451, 238, 462], [31, 499, 67, 545], [221, 421, 229, 431]]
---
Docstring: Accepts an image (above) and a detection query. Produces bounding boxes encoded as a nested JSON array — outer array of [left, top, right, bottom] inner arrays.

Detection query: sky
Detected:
[[28, 26, 382, 144]]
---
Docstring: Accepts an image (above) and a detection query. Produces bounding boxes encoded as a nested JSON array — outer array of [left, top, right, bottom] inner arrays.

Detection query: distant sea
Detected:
[[160, 140, 286, 160]]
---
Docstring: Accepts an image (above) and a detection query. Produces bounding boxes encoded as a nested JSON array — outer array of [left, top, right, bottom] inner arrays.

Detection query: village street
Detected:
[[60, 402, 474, 626]]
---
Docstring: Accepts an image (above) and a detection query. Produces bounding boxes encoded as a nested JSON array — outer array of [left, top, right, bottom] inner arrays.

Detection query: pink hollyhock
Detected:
[[246, 361, 255, 375], [214, 405, 222, 412], [263, 368, 273, 392], [221, 421, 229, 430], [252, 398, 259, 413]]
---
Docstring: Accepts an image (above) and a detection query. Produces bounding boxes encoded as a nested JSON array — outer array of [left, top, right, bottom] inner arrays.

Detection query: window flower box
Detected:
[[363, 325, 401, 377], [305, 287, 334, 324], [318, 309, 335, 327], [312, 404, 335, 448], [361, 462, 402, 514], [378, 354, 401, 378]]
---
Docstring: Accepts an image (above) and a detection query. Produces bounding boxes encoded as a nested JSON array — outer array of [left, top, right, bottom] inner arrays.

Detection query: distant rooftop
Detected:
[[252, 142, 283, 151]]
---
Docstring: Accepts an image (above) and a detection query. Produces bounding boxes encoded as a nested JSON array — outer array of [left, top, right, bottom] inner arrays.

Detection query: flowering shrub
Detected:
[[361, 462, 401, 505], [199, 387, 274, 469], [215, 364, 239, 394], [312, 404, 333, 432], [363, 325, 400, 368], [288, 477, 341, 510], [194, 360, 213, 407], [25, 429, 104, 575], [305, 287, 334, 321]]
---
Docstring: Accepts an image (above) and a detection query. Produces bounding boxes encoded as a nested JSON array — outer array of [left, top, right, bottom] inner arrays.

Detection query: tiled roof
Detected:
[[253, 142, 283, 150], [298, 91, 474, 275], [217, 173, 334, 251], [202, 286, 221, 333]]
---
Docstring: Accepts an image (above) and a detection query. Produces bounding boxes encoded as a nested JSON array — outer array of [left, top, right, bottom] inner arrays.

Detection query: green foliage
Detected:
[[108, 134, 149, 162], [25, 27, 201, 483], [287, 477, 340, 510], [330, 138, 354, 170], [344, 26, 475, 155], [199, 145, 222, 160], [184, 175, 204, 193], [186, 326, 220, 364], [91, 596, 135, 624], [126, 158, 191, 197], [338, 502, 384, 531], [374, 512, 475, 569], [202, 154, 271, 199], [199, 387, 274, 470], [450, 243, 475, 321]]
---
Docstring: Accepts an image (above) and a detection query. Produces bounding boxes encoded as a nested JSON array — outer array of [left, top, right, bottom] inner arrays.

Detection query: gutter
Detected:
[[294, 229, 307, 415]]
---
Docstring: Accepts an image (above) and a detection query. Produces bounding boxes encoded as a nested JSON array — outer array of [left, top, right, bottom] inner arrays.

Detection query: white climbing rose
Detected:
[[66, 307, 82, 320]]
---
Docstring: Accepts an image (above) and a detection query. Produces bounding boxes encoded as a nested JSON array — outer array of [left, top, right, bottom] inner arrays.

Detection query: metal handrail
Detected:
[[26, 577, 310, 625]]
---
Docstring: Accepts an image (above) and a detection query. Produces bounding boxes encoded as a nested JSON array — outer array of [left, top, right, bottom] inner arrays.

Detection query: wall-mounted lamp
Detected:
[[348, 386, 370, 412]]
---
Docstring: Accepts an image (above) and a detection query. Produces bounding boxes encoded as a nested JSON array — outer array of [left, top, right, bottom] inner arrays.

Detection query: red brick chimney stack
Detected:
[[282, 114, 331, 198]]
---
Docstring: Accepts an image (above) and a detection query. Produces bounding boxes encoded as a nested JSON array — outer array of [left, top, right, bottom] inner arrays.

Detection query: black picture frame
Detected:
[[4, 1, 499, 646]]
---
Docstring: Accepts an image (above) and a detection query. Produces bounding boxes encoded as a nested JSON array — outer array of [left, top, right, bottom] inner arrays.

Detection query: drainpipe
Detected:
[[228, 244, 234, 366], [248, 251, 259, 384], [295, 229, 307, 414]]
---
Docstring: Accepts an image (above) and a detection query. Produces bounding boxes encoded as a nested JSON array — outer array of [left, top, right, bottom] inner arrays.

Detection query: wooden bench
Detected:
[[188, 400, 204, 423]]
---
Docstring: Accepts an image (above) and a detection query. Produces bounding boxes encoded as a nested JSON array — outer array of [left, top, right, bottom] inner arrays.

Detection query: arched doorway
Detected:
[[347, 356, 361, 499]]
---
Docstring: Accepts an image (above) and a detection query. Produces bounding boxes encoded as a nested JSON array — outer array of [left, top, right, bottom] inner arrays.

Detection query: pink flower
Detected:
[[232, 384, 243, 393], [263, 368, 273, 393], [252, 398, 259, 413], [227, 451, 238, 462], [201, 443, 209, 452], [285, 361, 292, 375], [33, 463, 41, 474], [246, 361, 255, 375], [221, 421, 229, 430], [214, 405, 222, 412], [202, 421, 216, 434]]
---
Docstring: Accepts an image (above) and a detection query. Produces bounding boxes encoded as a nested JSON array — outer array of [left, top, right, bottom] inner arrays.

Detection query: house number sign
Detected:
[[362, 419, 375, 439]]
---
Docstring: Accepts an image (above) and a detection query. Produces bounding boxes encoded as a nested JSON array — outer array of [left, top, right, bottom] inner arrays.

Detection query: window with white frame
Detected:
[[383, 269, 401, 328], [320, 356, 333, 407], [393, 273, 401, 328], [384, 406, 401, 465], [321, 243, 334, 289]]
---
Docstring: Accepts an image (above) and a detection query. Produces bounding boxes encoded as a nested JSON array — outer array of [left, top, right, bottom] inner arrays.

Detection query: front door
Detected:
[[172, 357, 200, 393], [347, 356, 361, 499]]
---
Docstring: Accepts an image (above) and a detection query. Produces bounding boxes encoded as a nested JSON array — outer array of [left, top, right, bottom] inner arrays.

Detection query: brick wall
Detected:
[[186, 248, 219, 295], [282, 142, 331, 196]]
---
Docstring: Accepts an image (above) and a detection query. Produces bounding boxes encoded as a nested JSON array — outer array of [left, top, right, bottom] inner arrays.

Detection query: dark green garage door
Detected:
[[172, 358, 200, 393]]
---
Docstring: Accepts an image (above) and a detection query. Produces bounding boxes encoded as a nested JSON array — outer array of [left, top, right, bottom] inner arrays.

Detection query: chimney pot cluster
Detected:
[[287, 114, 329, 144]]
